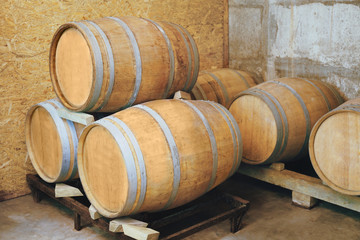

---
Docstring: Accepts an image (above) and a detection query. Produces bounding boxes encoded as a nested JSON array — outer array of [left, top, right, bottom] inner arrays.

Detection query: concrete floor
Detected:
[[1, 174, 359, 240]]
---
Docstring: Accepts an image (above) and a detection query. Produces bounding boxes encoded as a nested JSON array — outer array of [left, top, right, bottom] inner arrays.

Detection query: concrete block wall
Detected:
[[230, 0, 360, 99], [229, 0, 268, 81]]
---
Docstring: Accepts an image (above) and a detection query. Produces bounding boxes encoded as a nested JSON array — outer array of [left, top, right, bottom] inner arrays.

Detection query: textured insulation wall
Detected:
[[0, 0, 226, 200]]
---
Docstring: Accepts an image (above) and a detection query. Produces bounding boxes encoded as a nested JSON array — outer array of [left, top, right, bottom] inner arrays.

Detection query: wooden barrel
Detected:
[[190, 68, 257, 108], [229, 78, 343, 165], [50, 16, 199, 112], [25, 99, 81, 183], [77, 99, 242, 217], [309, 98, 360, 195]]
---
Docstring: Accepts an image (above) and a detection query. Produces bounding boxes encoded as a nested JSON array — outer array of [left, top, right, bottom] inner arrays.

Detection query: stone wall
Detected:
[[230, 0, 360, 99]]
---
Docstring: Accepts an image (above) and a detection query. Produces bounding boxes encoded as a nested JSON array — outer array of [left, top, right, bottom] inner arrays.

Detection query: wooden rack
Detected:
[[238, 163, 360, 211], [26, 174, 249, 240]]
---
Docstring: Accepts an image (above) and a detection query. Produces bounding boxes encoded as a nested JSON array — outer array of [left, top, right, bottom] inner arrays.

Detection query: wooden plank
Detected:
[[292, 191, 318, 209], [57, 108, 94, 125], [55, 183, 83, 198], [223, 0, 229, 68], [269, 163, 285, 171], [109, 218, 148, 233], [238, 164, 360, 212], [173, 91, 192, 100], [123, 225, 159, 240], [89, 205, 102, 220]]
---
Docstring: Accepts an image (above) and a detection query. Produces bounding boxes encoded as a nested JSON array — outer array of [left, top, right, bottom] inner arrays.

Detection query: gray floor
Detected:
[[1, 174, 359, 240]]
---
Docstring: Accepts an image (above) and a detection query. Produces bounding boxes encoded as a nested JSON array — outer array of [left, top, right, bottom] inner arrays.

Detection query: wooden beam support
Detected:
[[109, 218, 148, 233], [89, 205, 102, 220], [292, 191, 318, 209], [57, 108, 94, 125], [27, 174, 249, 239], [123, 224, 159, 240], [238, 164, 360, 212], [55, 183, 83, 198], [173, 91, 192, 100], [269, 163, 285, 171]]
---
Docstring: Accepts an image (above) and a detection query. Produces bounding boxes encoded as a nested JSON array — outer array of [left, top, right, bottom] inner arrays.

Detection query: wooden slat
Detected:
[[173, 91, 191, 100], [89, 204, 102, 220], [238, 164, 360, 212], [109, 218, 148, 233], [123, 225, 159, 240], [57, 108, 94, 125], [269, 163, 285, 171], [55, 183, 83, 198]]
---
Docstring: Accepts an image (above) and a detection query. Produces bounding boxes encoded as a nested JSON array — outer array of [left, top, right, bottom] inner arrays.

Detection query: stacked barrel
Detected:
[[26, 15, 355, 221], [25, 16, 254, 218], [228, 78, 359, 196]]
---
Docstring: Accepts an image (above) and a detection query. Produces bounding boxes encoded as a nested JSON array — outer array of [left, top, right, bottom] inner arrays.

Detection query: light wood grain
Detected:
[[77, 99, 241, 218], [309, 98, 360, 195], [229, 78, 343, 164]]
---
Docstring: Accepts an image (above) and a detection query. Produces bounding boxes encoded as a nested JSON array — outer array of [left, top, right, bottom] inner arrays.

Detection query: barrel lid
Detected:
[[53, 27, 93, 108], [230, 94, 278, 164], [312, 110, 360, 194], [79, 123, 130, 216], [26, 105, 63, 182]]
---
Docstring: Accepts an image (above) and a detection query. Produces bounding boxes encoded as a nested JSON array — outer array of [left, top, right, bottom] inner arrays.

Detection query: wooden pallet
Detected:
[[26, 174, 249, 240], [238, 163, 360, 211]]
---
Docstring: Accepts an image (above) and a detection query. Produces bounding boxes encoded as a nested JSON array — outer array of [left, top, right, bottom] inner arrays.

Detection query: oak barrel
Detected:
[[190, 68, 257, 108], [229, 78, 343, 165], [77, 99, 242, 217], [25, 99, 81, 183], [309, 98, 360, 195], [50, 16, 199, 112]]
